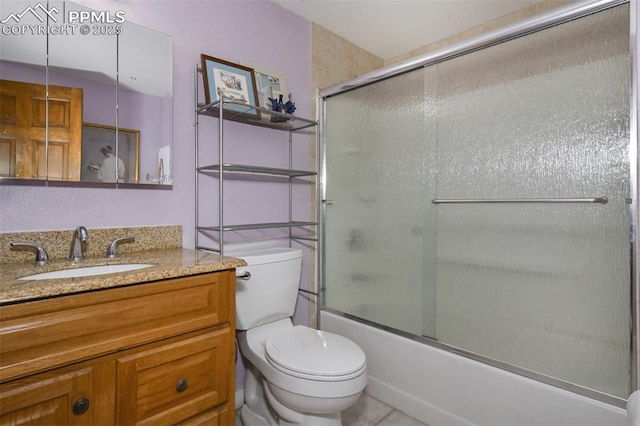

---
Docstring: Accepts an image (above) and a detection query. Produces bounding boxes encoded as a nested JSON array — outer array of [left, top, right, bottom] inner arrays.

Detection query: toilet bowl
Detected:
[[239, 319, 367, 425], [228, 243, 367, 426]]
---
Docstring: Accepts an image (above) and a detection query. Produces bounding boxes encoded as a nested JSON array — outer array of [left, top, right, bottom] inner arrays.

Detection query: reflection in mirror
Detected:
[[81, 123, 139, 183], [48, 0, 117, 183], [0, 0, 173, 186], [0, 1, 47, 180], [118, 21, 173, 184]]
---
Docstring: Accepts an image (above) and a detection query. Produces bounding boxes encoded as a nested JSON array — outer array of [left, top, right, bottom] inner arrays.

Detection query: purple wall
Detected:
[[1, 0, 311, 240], [0, 0, 313, 392]]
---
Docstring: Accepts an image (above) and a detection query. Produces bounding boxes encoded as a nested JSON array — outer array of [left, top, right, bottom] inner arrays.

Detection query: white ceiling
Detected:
[[272, 0, 548, 60]]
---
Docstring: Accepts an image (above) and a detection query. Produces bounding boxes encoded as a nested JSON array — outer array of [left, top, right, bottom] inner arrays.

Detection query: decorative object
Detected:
[[81, 123, 140, 184], [268, 93, 287, 122], [201, 54, 260, 119], [284, 94, 296, 114], [268, 93, 296, 122], [251, 67, 289, 111], [158, 145, 171, 184], [240, 63, 295, 123]]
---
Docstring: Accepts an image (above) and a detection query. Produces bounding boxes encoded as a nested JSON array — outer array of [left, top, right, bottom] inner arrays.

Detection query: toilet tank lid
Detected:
[[225, 246, 302, 265]]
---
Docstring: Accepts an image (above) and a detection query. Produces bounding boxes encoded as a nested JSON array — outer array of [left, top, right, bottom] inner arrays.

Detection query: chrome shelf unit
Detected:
[[194, 66, 318, 256]]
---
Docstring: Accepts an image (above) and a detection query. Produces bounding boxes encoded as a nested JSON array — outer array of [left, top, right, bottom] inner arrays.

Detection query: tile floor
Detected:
[[234, 392, 427, 426]]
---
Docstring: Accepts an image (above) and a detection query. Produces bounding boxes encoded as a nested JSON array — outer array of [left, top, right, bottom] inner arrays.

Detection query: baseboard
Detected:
[[365, 376, 474, 426]]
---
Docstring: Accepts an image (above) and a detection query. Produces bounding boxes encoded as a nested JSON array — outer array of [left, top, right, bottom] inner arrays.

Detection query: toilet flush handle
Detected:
[[237, 270, 251, 280]]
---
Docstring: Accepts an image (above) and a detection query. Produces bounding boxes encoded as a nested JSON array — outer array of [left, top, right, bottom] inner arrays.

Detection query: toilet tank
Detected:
[[227, 245, 303, 330]]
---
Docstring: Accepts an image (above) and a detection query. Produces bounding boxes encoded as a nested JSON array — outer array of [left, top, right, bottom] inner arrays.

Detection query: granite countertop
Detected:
[[0, 248, 246, 305]]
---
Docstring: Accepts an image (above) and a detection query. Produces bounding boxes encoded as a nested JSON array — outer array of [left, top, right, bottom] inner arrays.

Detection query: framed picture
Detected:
[[252, 67, 289, 111], [201, 54, 260, 119], [81, 123, 140, 184]]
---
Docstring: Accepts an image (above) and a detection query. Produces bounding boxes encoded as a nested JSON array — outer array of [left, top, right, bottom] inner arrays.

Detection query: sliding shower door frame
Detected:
[[318, 0, 638, 408], [630, 0, 639, 401]]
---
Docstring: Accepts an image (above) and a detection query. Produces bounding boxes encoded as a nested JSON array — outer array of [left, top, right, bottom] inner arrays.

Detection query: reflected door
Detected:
[[0, 79, 82, 180]]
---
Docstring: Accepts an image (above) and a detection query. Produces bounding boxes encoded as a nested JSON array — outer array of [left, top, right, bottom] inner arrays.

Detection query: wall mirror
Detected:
[[0, 0, 173, 187]]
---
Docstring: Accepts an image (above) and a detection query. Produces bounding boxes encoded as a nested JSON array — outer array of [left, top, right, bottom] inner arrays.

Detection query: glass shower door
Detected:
[[322, 3, 631, 400], [323, 66, 435, 337], [431, 5, 630, 397]]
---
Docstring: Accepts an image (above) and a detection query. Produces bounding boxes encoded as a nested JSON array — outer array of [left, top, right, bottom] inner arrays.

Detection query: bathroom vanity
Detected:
[[0, 247, 244, 425]]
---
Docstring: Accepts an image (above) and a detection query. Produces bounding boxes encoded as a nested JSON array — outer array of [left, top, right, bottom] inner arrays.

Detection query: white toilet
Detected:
[[229, 244, 367, 426]]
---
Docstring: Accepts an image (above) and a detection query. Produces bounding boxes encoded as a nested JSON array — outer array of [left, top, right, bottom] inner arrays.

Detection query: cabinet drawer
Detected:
[[116, 328, 230, 425], [176, 408, 223, 425], [0, 271, 234, 382], [0, 356, 115, 426]]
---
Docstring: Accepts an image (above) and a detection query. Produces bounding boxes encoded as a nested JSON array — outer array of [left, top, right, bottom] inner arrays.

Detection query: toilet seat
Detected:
[[265, 326, 366, 382]]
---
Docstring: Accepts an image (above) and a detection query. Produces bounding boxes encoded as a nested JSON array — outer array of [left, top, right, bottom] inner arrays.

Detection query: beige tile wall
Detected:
[[311, 22, 384, 93], [385, 0, 574, 66]]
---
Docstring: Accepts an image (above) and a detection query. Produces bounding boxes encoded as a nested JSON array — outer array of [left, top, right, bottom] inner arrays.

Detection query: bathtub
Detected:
[[321, 311, 628, 426]]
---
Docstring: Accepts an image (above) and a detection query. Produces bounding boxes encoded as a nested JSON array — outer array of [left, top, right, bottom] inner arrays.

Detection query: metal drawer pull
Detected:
[[72, 398, 90, 415], [176, 379, 189, 393], [237, 271, 251, 280]]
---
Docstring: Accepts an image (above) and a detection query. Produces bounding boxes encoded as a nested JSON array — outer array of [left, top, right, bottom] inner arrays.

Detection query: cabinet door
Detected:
[[0, 358, 114, 426], [116, 328, 230, 425]]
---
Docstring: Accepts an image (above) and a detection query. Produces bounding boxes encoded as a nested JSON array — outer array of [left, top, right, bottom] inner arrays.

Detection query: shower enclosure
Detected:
[[319, 0, 636, 407]]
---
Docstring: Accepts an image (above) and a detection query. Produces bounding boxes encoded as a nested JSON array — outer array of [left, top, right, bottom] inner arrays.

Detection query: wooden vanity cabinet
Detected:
[[0, 270, 236, 426]]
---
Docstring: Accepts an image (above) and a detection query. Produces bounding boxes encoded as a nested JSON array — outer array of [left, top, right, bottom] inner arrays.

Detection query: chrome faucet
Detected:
[[69, 226, 89, 261], [106, 236, 135, 258], [10, 242, 50, 265]]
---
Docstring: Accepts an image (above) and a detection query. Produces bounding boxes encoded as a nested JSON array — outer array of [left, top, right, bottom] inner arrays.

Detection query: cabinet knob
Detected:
[[176, 378, 189, 393], [72, 398, 90, 415]]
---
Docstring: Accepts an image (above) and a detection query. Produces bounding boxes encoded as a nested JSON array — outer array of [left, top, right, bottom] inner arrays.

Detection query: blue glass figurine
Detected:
[[269, 94, 284, 113], [268, 94, 285, 122], [284, 93, 296, 114], [268, 94, 292, 122]]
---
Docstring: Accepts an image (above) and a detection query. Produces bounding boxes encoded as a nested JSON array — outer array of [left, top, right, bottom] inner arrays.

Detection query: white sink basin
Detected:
[[19, 264, 155, 280]]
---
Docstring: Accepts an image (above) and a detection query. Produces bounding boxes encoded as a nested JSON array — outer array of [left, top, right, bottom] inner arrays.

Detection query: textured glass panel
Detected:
[[324, 68, 431, 335], [323, 4, 630, 399], [433, 4, 630, 398]]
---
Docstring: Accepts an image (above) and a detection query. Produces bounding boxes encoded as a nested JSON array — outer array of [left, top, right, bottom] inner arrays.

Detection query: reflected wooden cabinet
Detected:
[[0, 271, 236, 425], [0, 79, 82, 180]]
